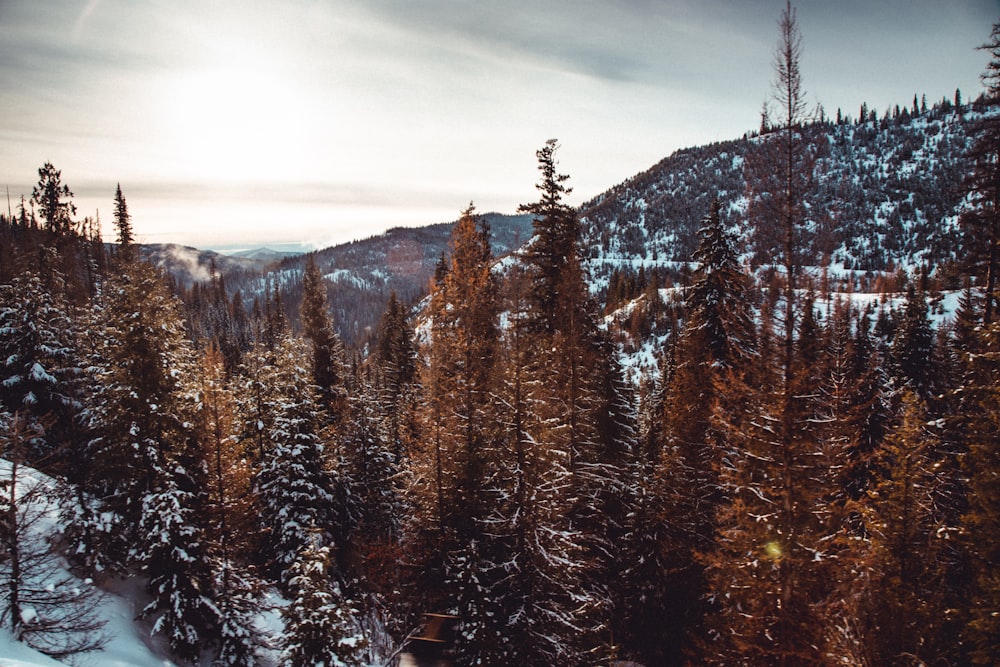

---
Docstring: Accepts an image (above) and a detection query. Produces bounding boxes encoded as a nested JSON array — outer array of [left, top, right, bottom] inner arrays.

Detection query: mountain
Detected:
[[579, 97, 978, 295], [252, 213, 534, 346], [138, 244, 275, 289], [178, 98, 981, 351], [224, 247, 305, 262]]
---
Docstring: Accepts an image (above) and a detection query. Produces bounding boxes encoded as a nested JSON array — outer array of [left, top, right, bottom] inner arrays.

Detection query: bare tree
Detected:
[[0, 412, 108, 660]]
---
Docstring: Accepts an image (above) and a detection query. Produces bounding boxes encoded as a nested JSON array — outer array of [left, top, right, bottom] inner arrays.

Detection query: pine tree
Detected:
[[300, 255, 348, 423], [113, 183, 135, 264], [405, 205, 508, 661], [961, 20, 1000, 325], [137, 462, 220, 663], [889, 285, 937, 398], [491, 141, 630, 663], [30, 163, 76, 235], [0, 270, 86, 473], [85, 262, 199, 565], [371, 291, 417, 463], [195, 342, 260, 665], [196, 341, 255, 570], [342, 366, 401, 552], [635, 200, 755, 663], [862, 390, 959, 664], [282, 537, 366, 667], [960, 323, 1000, 664], [704, 8, 849, 661], [517, 139, 579, 334], [252, 337, 346, 588]]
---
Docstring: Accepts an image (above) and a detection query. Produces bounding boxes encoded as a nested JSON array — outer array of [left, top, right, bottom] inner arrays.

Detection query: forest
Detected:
[[2, 7, 1000, 667]]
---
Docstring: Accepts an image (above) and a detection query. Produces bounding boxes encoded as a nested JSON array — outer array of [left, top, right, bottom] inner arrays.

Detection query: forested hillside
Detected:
[[2, 11, 1000, 667], [581, 94, 977, 295]]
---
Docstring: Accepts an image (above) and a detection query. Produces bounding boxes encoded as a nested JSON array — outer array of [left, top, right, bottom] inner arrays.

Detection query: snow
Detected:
[[0, 630, 67, 667], [0, 459, 183, 666]]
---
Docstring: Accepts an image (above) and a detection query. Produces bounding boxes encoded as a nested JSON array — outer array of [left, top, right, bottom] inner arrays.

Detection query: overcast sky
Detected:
[[0, 0, 996, 250]]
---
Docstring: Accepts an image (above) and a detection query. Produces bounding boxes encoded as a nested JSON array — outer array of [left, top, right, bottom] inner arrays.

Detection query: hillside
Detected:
[[169, 100, 982, 354], [253, 213, 534, 345], [579, 98, 978, 294]]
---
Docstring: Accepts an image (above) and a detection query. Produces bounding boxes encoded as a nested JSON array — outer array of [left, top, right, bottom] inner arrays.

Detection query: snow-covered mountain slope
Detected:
[[579, 100, 981, 294]]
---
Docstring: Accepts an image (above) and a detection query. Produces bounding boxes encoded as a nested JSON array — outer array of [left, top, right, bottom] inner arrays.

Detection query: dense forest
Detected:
[[2, 8, 1000, 667]]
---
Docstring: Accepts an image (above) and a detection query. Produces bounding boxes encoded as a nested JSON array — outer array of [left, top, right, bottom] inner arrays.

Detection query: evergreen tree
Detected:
[[30, 163, 76, 235], [137, 462, 220, 663], [704, 6, 845, 662], [195, 342, 260, 665], [282, 537, 366, 667], [635, 200, 755, 663], [0, 270, 86, 472], [959, 323, 1000, 664], [252, 337, 346, 588], [85, 262, 199, 565], [961, 20, 1000, 325], [300, 255, 348, 422], [862, 390, 959, 664], [113, 183, 135, 264], [889, 285, 937, 398], [517, 139, 579, 334], [406, 205, 507, 661], [494, 141, 631, 663], [371, 291, 417, 463]]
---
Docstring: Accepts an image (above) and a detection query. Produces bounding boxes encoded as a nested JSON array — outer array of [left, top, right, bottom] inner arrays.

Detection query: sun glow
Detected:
[[162, 65, 318, 183]]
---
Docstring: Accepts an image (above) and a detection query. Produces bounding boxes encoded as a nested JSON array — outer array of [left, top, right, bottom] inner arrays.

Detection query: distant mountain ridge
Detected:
[[138, 244, 272, 288], [224, 247, 304, 262], [157, 98, 981, 347]]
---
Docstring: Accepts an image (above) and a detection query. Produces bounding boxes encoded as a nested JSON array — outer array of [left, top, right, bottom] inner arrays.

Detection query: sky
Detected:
[[0, 0, 997, 251]]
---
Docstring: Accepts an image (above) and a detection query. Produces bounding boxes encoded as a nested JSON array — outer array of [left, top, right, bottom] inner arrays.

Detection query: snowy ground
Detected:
[[0, 458, 177, 666], [0, 458, 296, 667]]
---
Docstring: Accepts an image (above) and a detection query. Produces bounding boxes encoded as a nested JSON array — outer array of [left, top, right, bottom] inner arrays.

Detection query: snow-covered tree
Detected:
[[282, 537, 366, 667], [0, 412, 108, 661], [252, 337, 347, 588], [630, 200, 756, 663], [85, 261, 199, 564], [0, 269, 86, 473], [136, 462, 220, 663], [301, 255, 348, 423]]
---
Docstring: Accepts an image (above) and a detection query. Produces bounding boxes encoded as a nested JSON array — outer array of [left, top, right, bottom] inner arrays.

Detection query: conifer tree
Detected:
[[113, 183, 135, 264], [406, 204, 507, 661], [30, 163, 76, 235], [961, 20, 1000, 325], [862, 390, 959, 663], [371, 291, 417, 463], [0, 270, 85, 472], [300, 255, 348, 422], [518, 139, 579, 334], [195, 342, 260, 665], [494, 141, 632, 663], [282, 537, 366, 667], [959, 322, 1000, 664], [705, 6, 846, 662], [343, 366, 401, 549], [137, 461, 220, 663], [889, 284, 938, 399], [85, 261, 199, 565], [634, 200, 755, 663], [252, 337, 346, 588]]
